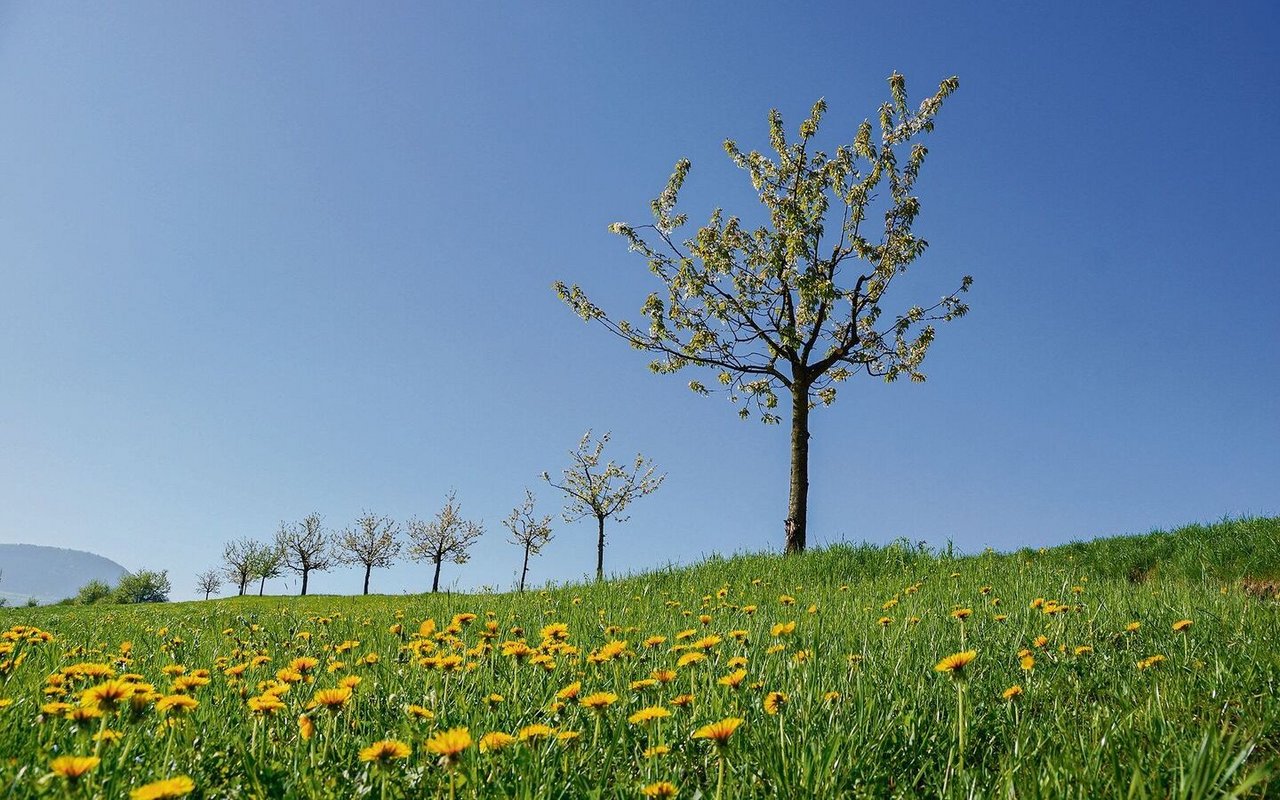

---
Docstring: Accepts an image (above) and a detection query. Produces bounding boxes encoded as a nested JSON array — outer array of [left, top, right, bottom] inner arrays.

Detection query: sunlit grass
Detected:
[[1, 518, 1278, 797]]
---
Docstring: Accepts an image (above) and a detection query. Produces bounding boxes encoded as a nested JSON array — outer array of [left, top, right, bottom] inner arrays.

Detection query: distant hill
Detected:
[[0, 544, 130, 605]]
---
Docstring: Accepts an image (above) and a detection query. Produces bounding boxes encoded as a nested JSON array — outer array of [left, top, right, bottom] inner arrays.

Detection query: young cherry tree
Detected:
[[334, 511, 402, 595], [275, 513, 334, 596], [555, 73, 968, 553], [407, 491, 484, 593], [195, 569, 222, 601], [542, 430, 665, 582], [503, 489, 554, 593]]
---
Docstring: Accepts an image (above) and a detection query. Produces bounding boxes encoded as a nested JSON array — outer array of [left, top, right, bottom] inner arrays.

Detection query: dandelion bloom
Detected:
[[82, 679, 135, 711], [629, 706, 671, 725], [517, 724, 555, 742], [652, 669, 677, 683], [644, 744, 671, 758], [479, 731, 516, 753], [677, 652, 707, 669], [670, 694, 695, 708], [763, 691, 788, 715], [156, 695, 198, 714], [49, 755, 100, 780], [247, 695, 286, 715], [823, 691, 841, 703], [692, 717, 743, 746], [298, 714, 314, 740], [1172, 619, 1193, 633], [307, 687, 352, 712], [950, 608, 972, 620], [556, 681, 581, 700], [1138, 655, 1166, 670], [770, 621, 796, 637], [360, 739, 412, 764], [426, 727, 472, 762], [579, 692, 618, 711], [1074, 645, 1094, 656], [1125, 622, 1141, 633], [878, 616, 893, 627], [1002, 685, 1023, 701], [94, 728, 124, 744], [934, 650, 977, 676], [718, 669, 748, 688], [642, 781, 679, 798], [1020, 655, 1035, 671], [406, 704, 434, 720], [66, 706, 104, 723], [1032, 636, 1049, 648], [130, 776, 195, 800]]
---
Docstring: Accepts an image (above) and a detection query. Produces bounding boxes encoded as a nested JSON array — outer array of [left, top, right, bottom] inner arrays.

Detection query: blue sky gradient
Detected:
[[2, 3, 1276, 599]]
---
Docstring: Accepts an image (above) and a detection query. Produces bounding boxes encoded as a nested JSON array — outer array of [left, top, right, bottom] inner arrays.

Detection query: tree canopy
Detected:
[[555, 73, 968, 553]]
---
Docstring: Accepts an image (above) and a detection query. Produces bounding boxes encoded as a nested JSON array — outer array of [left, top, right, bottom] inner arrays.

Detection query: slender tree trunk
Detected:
[[786, 381, 811, 553], [363, 564, 372, 595], [519, 545, 530, 593], [596, 514, 606, 581], [258, 576, 265, 596], [204, 589, 211, 601], [432, 558, 442, 593], [238, 578, 246, 596], [301, 568, 309, 596]]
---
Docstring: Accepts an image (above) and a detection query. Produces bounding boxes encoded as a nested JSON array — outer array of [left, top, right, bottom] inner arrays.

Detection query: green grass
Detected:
[[1, 517, 1278, 798]]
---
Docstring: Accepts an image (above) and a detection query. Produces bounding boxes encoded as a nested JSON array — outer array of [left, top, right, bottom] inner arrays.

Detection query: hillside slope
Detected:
[[0, 543, 129, 605]]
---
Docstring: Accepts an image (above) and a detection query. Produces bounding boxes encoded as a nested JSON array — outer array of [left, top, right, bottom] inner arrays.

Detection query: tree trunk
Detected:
[[596, 514, 606, 581], [786, 381, 811, 553], [258, 576, 266, 596], [519, 545, 530, 593], [363, 564, 372, 595], [432, 558, 442, 593], [238, 578, 246, 596], [300, 568, 309, 596], [204, 589, 211, 601]]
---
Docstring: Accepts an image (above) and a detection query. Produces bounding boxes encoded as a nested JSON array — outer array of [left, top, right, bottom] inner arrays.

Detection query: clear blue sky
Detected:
[[2, 3, 1276, 600]]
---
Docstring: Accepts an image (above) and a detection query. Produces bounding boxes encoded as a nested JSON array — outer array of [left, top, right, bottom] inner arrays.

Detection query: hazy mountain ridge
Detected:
[[0, 543, 130, 604]]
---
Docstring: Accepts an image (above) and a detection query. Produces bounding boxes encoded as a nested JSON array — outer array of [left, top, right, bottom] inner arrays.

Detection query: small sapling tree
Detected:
[[407, 491, 484, 593], [335, 511, 402, 595], [275, 513, 334, 596], [195, 569, 222, 601], [503, 489, 554, 592], [542, 430, 665, 582]]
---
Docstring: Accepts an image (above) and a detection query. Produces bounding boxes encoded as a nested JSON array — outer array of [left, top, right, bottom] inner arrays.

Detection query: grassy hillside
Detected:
[[1, 517, 1278, 798]]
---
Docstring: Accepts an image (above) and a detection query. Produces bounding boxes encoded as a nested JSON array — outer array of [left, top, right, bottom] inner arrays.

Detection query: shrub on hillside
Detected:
[[113, 570, 171, 604]]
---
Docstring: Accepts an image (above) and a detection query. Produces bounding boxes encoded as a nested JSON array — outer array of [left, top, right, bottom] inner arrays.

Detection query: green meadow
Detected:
[[2, 517, 1278, 799]]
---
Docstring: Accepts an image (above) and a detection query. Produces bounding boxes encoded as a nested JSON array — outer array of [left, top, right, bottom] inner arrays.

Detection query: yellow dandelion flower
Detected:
[[517, 723, 555, 742], [130, 775, 195, 800], [307, 687, 352, 712], [1074, 645, 1093, 656], [676, 652, 706, 668], [400, 704, 433, 722], [479, 731, 516, 753], [1172, 619, 1193, 633], [642, 781, 679, 798], [644, 744, 671, 758], [247, 694, 287, 715], [670, 693, 694, 708], [950, 608, 972, 620], [878, 616, 893, 627], [1125, 621, 1141, 633], [360, 739, 412, 763], [556, 681, 581, 700], [1032, 636, 1049, 648], [718, 669, 748, 688], [823, 691, 841, 703], [49, 755, 100, 780], [770, 621, 796, 637], [93, 729, 123, 744], [555, 730, 580, 745], [1020, 655, 1035, 671], [66, 706, 104, 723], [82, 679, 135, 711], [155, 695, 198, 714], [763, 691, 788, 715], [1002, 685, 1023, 701], [579, 692, 618, 711], [426, 727, 472, 761], [934, 650, 977, 675], [692, 717, 743, 745], [298, 714, 314, 740], [628, 705, 671, 725], [652, 669, 677, 683]]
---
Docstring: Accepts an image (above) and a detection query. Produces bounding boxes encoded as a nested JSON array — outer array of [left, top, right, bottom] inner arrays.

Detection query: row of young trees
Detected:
[[196, 430, 666, 598]]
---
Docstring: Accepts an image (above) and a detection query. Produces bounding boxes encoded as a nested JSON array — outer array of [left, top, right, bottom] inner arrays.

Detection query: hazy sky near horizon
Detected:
[[2, 3, 1277, 600]]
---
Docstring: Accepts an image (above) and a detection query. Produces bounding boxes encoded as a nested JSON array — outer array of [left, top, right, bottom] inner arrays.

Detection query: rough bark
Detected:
[[596, 515, 606, 581], [432, 558, 443, 593], [786, 382, 811, 553]]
